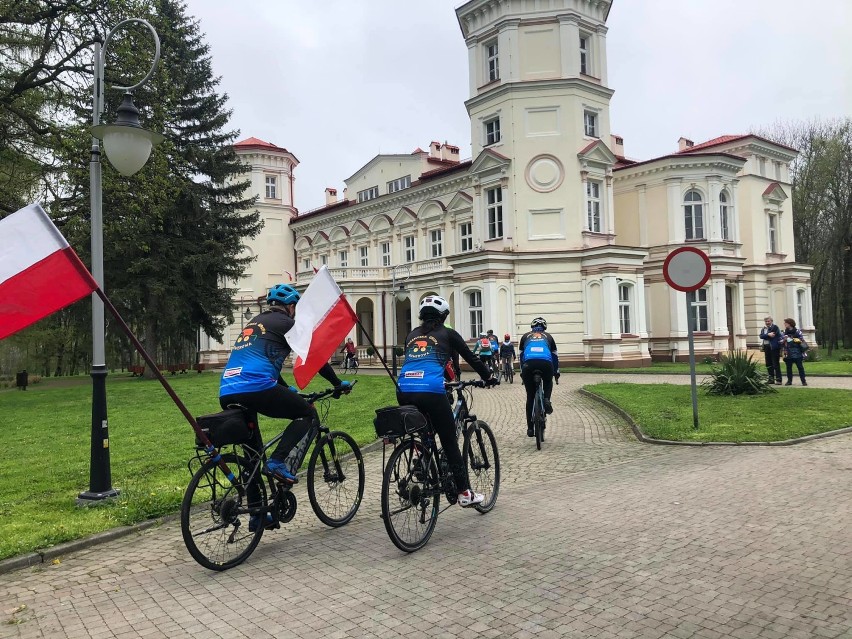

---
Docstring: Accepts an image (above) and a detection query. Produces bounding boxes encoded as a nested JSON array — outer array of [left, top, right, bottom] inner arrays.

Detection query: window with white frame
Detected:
[[579, 35, 590, 75], [468, 290, 483, 338], [719, 190, 730, 240], [338, 250, 348, 268], [687, 288, 709, 332], [303, 258, 310, 271], [430, 229, 443, 258], [584, 110, 598, 138], [381, 241, 391, 267], [359, 246, 368, 266], [586, 180, 602, 232], [684, 190, 704, 240], [485, 41, 499, 82], [618, 283, 632, 334], [387, 175, 411, 194], [486, 186, 503, 239], [768, 213, 778, 252], [357, 186, 379, 202], [797, 289, 806, 328], [484, 117, 501, 146], [320, 254, 328, 266], [404, 235, 415, 262], [460, 222, 473, 252], [265, 175, 277, 199]]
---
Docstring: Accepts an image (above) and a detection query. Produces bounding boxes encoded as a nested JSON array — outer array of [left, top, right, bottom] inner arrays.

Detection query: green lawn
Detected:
[[585, 382, 852, 443], [0, 372, 397, 561]]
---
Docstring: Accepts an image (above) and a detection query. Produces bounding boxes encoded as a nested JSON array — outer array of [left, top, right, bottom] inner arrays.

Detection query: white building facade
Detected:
[[201, 0, 813, 367]]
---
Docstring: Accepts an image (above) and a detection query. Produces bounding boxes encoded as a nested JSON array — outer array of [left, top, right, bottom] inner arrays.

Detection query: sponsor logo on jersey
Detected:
[[223, 367, 242, 378], [403, 370, 425, 379]]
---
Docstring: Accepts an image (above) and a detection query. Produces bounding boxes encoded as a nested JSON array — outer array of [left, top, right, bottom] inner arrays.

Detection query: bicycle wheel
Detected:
[[463, 420, 500, 513], [381, 440, 440, 553], [509, 364, 514, 384], [181, 452, 266, 571], [307, 431, 364, 527], [351, 359, 359, 375], [533, 392, 544, 451]]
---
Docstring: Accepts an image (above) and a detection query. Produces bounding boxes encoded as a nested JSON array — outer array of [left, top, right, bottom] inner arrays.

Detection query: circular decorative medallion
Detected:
[[525, 154, 564, 193]]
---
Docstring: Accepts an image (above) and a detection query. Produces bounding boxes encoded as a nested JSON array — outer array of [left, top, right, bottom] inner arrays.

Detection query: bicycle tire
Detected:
[[307, 431, 364, 527], [463, 420, 500, 513], [180, 452, 266, 571], [533, 388, 544, 451], [381, 440, 440, 553], [351, 359, 359, 375]]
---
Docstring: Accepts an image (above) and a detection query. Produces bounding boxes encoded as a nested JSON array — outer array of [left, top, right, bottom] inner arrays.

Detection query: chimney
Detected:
[[325, 187, 338, 205], [678, 137, 694, 152], [429, 140, 441, 159], [342, 187, 348, 201], [441, 142, 460, 163], [610, 134, 625, 158]]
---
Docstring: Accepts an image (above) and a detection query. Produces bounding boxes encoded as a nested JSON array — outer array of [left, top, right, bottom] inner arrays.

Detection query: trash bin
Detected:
[[16, 370, 28, 391]]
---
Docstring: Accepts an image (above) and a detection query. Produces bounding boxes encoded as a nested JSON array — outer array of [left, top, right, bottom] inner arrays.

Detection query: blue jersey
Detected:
[[399, 325, 490, 394], [220, 309, 293, 396]]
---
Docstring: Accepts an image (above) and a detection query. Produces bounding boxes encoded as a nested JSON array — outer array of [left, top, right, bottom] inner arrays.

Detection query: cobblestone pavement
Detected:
[[3, 375, 852, 638]]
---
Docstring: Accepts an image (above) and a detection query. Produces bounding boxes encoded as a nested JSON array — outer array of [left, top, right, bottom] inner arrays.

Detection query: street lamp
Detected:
[[389, 265, 411, 378], [78, 20, 164, 504]]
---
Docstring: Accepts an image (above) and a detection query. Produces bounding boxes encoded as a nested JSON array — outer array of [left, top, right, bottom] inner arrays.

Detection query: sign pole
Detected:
[[686, 295, 699, 430]]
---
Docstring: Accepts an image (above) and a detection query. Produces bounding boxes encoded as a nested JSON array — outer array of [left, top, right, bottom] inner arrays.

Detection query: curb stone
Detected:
[[579, 388, 852, 446]]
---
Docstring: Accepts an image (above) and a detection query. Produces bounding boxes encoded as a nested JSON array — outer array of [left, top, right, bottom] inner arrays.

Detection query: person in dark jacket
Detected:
[[759, 315, 783, 384], [781, 317, 808, 386], [519, 317, 559, 436]]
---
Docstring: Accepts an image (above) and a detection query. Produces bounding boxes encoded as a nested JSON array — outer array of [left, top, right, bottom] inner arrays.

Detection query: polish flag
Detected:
[[286, 266, 356, 388], [0, 204, 98, 340]]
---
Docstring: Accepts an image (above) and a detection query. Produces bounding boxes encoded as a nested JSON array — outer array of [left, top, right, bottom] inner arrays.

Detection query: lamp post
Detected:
[[239, 297, 256, 330], [389, 265, 411, 378], [78, 20, 164, 504]]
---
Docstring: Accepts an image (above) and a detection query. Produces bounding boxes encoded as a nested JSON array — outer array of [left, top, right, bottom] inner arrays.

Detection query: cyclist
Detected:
[[340, 337, 358, 370], [499, 333, 516, 378], [487, 329, 500, 368], [219, 283, 350, 486], [398, 295, 498, 508], [473, 331, 495, 375], [519, 317, 558, 437]]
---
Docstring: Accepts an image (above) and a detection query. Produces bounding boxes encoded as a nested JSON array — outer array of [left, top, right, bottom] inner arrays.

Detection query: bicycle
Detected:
[[502, 356, 514, 384], [531, 372, 546, 450], [180, 383, 364, 571], [339, 353, 359, 375], [377, 379, 500, 553]]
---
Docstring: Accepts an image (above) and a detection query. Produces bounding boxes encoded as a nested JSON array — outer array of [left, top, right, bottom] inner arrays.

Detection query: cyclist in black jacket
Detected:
[[398, 295, 498, 508], [519, 317, 559, 437]]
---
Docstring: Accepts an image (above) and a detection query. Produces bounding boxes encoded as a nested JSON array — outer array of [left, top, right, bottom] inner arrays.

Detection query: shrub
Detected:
[[807, 350, 821, 362], [394, 346, 404, 357], [366, 346, 375, 357], [702, 356, 715, 365], [702, 350, 776, 396]]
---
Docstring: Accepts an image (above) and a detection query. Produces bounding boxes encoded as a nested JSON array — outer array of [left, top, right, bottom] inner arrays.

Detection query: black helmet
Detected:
[[531, 317, 547, 331]]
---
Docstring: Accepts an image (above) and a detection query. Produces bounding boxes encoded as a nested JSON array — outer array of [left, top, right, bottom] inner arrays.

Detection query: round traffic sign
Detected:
[[662, 247, 711, 292]]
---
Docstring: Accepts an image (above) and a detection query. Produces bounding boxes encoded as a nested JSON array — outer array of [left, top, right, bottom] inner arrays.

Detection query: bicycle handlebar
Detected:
[[444, 379, 490, 390], [300, 380, 358, 403]]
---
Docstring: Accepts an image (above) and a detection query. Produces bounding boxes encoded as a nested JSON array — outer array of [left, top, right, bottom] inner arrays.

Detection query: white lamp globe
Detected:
[[102, 128, 153, 176]]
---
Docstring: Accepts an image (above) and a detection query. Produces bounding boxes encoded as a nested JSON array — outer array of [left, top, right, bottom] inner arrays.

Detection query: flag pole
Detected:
[[355, 317, 400, 393]]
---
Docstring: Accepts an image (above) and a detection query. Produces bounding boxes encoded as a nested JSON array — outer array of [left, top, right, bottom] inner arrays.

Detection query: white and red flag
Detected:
[[286, 265, 357, 388], [0, 204, 98, 340]]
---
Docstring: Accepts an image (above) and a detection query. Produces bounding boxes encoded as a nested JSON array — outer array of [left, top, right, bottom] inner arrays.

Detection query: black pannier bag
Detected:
[[195, 408, 255, 447], [374, 405, 428, 439]]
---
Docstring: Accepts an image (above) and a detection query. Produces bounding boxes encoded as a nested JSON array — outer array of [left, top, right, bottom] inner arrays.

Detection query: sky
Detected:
[[183, 0, 852, 213]]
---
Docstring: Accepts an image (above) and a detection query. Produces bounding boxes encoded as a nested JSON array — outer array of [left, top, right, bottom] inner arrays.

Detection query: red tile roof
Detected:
[[763, 182, 784, 196], [678, 134, 798, 155], [234, 137, 291, 154]]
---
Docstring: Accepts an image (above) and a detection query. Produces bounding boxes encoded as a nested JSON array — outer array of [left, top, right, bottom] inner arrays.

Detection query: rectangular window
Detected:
[[579, 35, 589, 75], [460, 222, 473, 252], [265, 175, 277, 199], [720, 201, 730, 240], [618, 284, 631, 334], [486, 187, 503, 240], [430, 229, 443, 258], [468, 290, 483, 338], [359, 246, 368, 267], [320, 254, 328, 266], [774, 161, 782, 181], [303, 258, 310, 271], [404, 235, 415, 262], [768, 214, 777, 252], [687, 289, 709, 332], [586, 180, 601, 232], [381, 242, 391, 267], [357, 186, 379, 203], [339, 250, 348, 268], [584, 110, 598, 138], [387, 175, 411, 194], [797, 290, 806, 328], [486, 41, 499, 82], [484, 117, 501, 146], [758, 157, 766, 177]]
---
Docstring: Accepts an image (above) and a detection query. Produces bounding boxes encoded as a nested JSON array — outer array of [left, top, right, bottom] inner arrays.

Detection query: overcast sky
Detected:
[[183, 0, 852, 212]]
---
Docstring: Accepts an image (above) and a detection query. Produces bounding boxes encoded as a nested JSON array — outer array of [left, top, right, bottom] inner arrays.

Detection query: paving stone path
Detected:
[[3, 374, 852, 638]]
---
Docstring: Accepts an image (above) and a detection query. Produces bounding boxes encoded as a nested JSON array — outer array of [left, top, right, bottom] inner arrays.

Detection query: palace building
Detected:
[[199, 0, 813, 367]]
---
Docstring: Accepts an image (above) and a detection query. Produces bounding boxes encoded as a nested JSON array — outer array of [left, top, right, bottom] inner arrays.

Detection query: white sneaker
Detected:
[[458, 489, 484, 508]]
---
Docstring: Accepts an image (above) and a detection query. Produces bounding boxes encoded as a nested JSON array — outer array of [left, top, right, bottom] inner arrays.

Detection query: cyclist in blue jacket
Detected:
[[519, 317, 559, 437]]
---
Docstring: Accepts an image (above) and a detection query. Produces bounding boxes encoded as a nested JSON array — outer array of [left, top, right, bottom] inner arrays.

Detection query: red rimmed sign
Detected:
[[662, 247, 711, 293]]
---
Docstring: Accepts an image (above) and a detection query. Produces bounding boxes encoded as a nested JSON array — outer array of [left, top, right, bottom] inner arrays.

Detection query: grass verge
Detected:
[[0, 373, 396, 561], [585, 382, 852, 443]]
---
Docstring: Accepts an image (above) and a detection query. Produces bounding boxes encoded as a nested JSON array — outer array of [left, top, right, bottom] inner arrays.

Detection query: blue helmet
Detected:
[[267, 283, 300, 306]]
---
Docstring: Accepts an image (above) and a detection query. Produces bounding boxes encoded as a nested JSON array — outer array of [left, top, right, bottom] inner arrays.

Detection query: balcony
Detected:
[[296, 259, 449, 285]]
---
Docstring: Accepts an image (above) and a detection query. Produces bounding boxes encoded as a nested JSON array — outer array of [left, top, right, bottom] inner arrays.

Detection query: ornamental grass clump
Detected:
[[702, 350, 776, 396]]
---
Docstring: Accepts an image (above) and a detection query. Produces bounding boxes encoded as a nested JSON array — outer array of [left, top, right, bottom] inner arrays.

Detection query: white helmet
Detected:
[[419, 295, 450, 319]]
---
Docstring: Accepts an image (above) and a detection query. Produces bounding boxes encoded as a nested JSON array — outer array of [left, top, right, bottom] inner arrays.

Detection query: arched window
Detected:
[[797, 289, 807, 328], [719, 191, 730, 240], [618, 283, 632, 334], [684, 191, 704, 240]]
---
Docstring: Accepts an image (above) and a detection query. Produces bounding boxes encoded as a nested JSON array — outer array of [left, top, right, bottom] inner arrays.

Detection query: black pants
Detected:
[[785, 358, 806, 384], [521, 361, 554, 427], [221, 385, 317, 461], [764, 348, 782, 381], [397, 391, 469, 493]]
